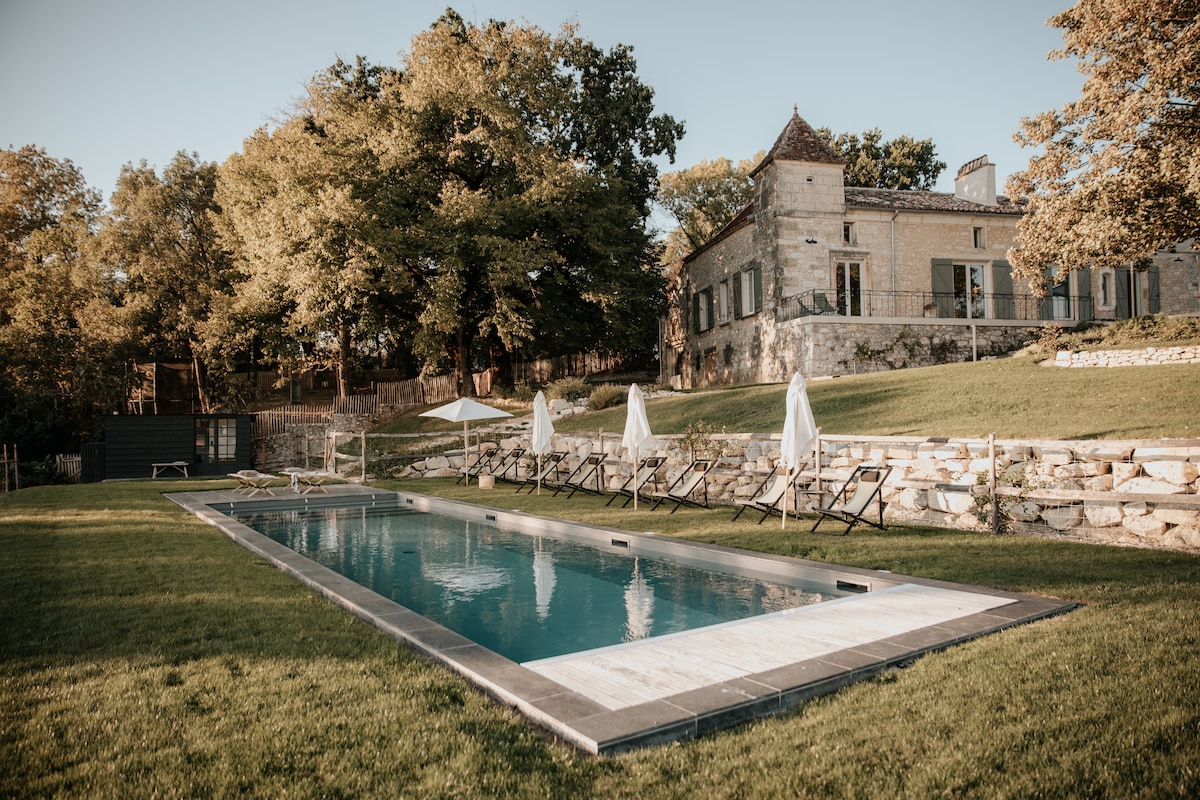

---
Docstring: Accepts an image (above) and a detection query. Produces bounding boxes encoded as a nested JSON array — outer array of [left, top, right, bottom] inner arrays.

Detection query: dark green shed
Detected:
[[103, 415, 253, 480]]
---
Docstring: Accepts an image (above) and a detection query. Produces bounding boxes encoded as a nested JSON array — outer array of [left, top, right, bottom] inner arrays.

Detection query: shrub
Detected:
[[493, 383, 537, 403], [587, 383, 627, 411], [544, 376, 589, 402]]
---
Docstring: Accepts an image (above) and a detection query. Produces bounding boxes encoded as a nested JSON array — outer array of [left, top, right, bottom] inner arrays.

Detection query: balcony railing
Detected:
[[776, 289, 1093, 324]]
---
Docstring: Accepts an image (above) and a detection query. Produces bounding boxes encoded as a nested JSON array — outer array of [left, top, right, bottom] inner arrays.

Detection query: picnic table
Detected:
[[152, 461, 189, 478]]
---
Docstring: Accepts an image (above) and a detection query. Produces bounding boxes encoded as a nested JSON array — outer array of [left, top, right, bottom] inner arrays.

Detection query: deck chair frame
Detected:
[[810, 464, 893, 535], [456, 443, 498, 485], [651, 459, 715, 513], [731, 470, 801, 524], [514, 451, 566, 493], [606, 456, 665, 507], [551, 454, 605, 497], [489, 447, 527, 484]]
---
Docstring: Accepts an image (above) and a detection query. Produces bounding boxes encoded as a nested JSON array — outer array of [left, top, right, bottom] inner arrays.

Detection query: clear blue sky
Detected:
[[1, 0, 1082, 212]]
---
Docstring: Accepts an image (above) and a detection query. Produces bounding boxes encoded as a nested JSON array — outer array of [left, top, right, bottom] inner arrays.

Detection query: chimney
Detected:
[[954, 155, 997, 206]]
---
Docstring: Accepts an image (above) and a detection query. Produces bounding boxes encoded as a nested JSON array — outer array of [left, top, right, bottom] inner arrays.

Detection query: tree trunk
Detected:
[[337, 320, 352, 399], [457, 324, 475, 397]]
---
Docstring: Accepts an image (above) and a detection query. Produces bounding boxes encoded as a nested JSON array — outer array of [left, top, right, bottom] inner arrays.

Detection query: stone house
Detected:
[[661, 110, 1200, 387]]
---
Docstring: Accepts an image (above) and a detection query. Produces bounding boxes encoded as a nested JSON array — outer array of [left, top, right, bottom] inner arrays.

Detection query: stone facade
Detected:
[[662, 110, 1200, 388]]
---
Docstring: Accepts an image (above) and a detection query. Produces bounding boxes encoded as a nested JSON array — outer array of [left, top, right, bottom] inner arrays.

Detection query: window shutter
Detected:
[[752, 263, 763, 313], [692, 291, 700, 334], [992, 261, 1014, 319], [732, 274, 743, 319], [1115, 267, 1131, 318], [1148, 267, 1161, 314], [1076, 267, 1093, 321], [931, 259, 954, 317]]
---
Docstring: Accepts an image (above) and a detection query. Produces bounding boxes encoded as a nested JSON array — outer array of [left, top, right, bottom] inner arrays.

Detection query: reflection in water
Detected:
[[238, 505, 841, 663]]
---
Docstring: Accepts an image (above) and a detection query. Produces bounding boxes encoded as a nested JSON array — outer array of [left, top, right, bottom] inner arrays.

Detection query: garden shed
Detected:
[[101, 414, 253, 480]]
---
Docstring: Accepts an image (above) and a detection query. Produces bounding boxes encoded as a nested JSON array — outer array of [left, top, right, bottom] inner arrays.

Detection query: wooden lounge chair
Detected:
[[228, 469, 278, 497], [489, 447, 527, 484], [295, 470, 334, 494], [732, 471, 796, 524], [514, 451, 567, 493], [810, 464, 893, 535], [457, 443, 498, 485], [606, 456, 665, 507], [551, 454, 605, 498], [651, 459, 715, 513]]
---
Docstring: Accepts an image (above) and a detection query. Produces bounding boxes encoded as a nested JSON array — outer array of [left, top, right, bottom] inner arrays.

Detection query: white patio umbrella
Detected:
[[530, 390, 554, 494], [780, 373, 818, 529], [621, 383, 652, 509], [419, 397, 513, 484]]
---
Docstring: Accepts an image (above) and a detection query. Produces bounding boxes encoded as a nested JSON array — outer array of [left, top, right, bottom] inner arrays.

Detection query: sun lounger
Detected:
[[514, 452, 567, 493], [810, 464, 893, 535], [732, 465, 814, 523], [650, 459, 715, 513], [551, 454, 605, 498], [489, 447, 527, 484], [228, 469, 278, 497], [606, 456, 665, 507], [457, 443, 499, 485]]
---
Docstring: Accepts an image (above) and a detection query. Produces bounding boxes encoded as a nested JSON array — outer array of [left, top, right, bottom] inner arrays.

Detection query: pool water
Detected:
[[237, 504, 847, 662]]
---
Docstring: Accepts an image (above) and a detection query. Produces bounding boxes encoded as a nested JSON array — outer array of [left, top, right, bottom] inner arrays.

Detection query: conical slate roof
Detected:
[[750, 108, 844, 177]]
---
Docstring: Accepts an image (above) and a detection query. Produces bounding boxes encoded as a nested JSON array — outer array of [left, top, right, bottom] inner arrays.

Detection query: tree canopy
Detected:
[[816, 128, 946, 190], [656, 154, 762, 262], [1005, 0, 1200, 286]]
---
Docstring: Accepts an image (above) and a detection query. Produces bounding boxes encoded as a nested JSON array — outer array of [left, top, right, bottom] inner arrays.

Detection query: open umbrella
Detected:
[[780, 373, 818, 529], [530, 390, 554, 494], [621, 384, 652, 509], [419, 397, 513, 484]]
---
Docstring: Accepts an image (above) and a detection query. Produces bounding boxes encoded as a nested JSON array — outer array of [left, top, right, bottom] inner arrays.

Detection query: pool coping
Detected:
[[166, 484, 1077, 755]]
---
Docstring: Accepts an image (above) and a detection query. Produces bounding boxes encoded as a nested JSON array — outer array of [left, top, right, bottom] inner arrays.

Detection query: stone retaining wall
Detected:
[[397, 427, 1200, 553], [1052, 344, 1200, 367]]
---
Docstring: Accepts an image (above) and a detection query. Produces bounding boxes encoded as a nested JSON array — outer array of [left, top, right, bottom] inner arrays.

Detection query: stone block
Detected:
[[1124, 515, 1168, 538], [1133, 446, 1197, 462], [1041, 505, 1083, 530], [1142, 461, 1199, 485], [1115, 477, 1187, 495], [1004, 500, 1042, 522], [1084, 504, 1124, 527], [424, 467, 459, 478], [425, 455, 451, 471], [1111, 462, 1141, 486], [1040, 449, 1073, 466], [1083, 475, 1114, 492], [1152, 508, 1200, 527], [1054, 461, 1108, 478], [1171, 526, 1200, 548]]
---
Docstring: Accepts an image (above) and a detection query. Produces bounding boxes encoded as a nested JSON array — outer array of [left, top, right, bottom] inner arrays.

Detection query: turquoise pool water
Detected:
[[236, 504, 847, 662]]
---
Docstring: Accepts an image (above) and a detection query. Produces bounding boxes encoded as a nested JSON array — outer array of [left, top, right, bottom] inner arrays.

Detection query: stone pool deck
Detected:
[[167, 484, 1076, 755]]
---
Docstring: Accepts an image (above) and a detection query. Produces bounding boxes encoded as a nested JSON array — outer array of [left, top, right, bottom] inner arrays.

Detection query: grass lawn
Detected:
[[3, 477, 1200, 798]]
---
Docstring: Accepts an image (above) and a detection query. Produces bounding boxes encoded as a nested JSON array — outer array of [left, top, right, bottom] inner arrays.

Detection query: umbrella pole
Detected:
[[536, 453, 542, 495], [463, 421, 470, 484], [782, 465, 789, 530], [632, 445, 639, 510]]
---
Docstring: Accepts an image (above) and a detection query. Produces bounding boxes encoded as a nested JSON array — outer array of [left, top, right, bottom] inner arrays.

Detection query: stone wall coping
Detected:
[[569, 430, 1200, 449]]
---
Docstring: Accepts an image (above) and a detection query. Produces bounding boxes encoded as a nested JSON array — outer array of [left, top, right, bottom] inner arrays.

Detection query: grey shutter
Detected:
[[931, 259, 954, 317], [992, 261, 1014, 319], [691, 291, 700, 334], [1115, 267, 1131, 318], [752, 263, 763, 313], [1076, 267, 1093, 321], [1149, 267, 1160, 314], [732, 275, 743, 320]]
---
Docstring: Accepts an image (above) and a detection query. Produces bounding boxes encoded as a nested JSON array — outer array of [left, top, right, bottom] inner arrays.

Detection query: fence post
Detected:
[[361, 431, 367, 481], [989, 433, 999, 535]]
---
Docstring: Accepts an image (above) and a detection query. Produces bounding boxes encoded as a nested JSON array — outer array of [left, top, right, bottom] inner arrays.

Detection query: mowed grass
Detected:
[[4, 477, 1200, 798]]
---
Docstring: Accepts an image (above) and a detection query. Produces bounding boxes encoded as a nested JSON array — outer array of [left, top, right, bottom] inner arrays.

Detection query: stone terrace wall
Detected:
[[1052, 344, 1200, 368], [399, 426, 1200, 553]]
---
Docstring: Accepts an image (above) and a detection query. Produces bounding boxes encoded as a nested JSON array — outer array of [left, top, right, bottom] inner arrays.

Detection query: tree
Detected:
[[657, 154, 762, 260], [816, 128, 945, 190], [99, 152, 238, 410], [217, 57, 413, 397], [1005, 0, 1200, 288], [0, 146, 124, 456], [387, 11, 683, 393]]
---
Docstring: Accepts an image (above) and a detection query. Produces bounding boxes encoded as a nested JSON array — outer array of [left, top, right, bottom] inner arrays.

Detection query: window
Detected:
[[1099, 267, 1115, 311], [196, 417, 237, 464], [717, 280, 731, 324], [733, 264, 762, 318], [692, 286, 714, 332], [843, 222, 856, 245], [835, 261, 863, 316], [972, 227, 986, 249], [930, 260, 988, 318]]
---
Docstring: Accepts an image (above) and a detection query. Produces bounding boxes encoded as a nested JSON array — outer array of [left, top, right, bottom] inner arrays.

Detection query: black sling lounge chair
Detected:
[[489, 447, 527, 484], [731, 470, 798, 524], [514, 451, 567, 493], [606, 456, 665, 507], [809, 464, 893, 535], [650, 459, 715, 513], [456, 443, 498, 485]]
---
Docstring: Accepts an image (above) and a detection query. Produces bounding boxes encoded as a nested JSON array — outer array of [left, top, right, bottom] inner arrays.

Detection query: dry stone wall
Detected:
[[1051, 344, 1200, 368]]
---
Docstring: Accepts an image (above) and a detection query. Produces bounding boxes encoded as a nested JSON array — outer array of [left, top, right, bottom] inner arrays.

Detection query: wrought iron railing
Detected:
[[776, 289, 1093, 323]]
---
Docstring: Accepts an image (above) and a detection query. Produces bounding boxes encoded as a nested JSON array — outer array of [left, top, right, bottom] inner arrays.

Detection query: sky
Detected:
[[0, 0, 1084, 211]]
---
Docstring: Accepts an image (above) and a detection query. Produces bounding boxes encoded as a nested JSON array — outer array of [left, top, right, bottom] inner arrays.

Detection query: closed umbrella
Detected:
[[419, 397, 513, 484], [780, 373, 818, 529], [530, 390, 554, 494], [621, 383, 652, 509]]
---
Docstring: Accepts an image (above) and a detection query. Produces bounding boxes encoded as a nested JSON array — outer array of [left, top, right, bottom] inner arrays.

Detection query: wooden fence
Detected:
[[2, 444, 18, 492]]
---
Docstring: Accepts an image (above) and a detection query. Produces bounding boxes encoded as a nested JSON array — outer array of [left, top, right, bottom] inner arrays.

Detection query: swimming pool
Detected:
[[169, 485, 1075, 754], [234, 503, 851, 663]]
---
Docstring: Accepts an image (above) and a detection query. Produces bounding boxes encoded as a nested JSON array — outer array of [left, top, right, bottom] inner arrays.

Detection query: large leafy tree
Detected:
[[656, 154, 762, 261], [0, 146, 124, 455], [99, 152, 238, 410], [387, 11, 682, 393], [1005, 0, 1199, 287], [816, 128, 946, 190], [217, 57, 413, 397]]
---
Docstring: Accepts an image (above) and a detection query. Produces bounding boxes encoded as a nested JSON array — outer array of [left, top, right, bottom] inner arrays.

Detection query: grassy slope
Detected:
[[3, 479, 1200, 798]]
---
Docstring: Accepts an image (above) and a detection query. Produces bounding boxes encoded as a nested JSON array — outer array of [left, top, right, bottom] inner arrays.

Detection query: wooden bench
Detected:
[[151, 461, 189, 478]]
